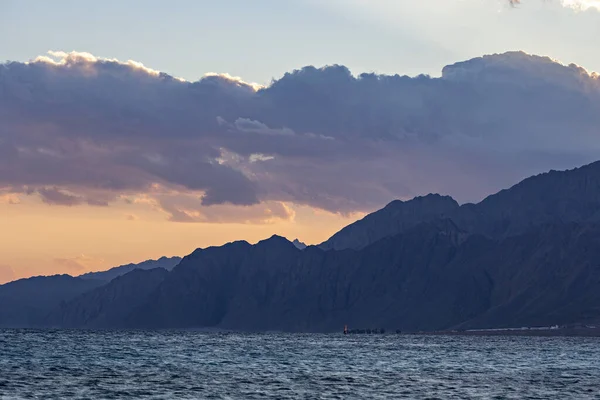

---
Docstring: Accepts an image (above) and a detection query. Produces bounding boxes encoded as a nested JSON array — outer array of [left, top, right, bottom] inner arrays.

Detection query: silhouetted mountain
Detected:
[[49, 220, 600, 332], [0, 275, 104, 328], [455, 161, 600, 238], [292, 239, 307, 250], [0, 256, 180, 328], [48, 268, 170, 328], [321, 161, 600, 250], [457, 222, 600, 329], [319, 194, 460, 250], [78, 256, 181, 282]]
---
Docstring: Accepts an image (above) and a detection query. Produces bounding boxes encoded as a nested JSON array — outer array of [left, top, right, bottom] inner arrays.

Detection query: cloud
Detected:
[[2, 50, 600, 219], [233, 118, 295, 136], [202, 72, 264, 92], [560, 0, 600, 11], [38, 187, 83, 206], [155, 192, 295, 224], [36, 187, 110, 207], [249, 154, 275, 163], [125, 214, 139, 221], [54, 255, 106, 273], [0, 193, 20, 204], [509, 0, 600, 11], [0, 265, 16, 285]]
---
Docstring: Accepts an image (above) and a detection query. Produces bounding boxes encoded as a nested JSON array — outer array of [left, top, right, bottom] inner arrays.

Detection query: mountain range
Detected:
[[2, 161, 600, 331], [78, 256, 182, 282], [0, 256, 181, 328]]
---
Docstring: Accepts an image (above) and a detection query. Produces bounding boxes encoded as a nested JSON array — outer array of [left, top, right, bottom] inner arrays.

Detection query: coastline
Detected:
[[420, 327, 600, 337]]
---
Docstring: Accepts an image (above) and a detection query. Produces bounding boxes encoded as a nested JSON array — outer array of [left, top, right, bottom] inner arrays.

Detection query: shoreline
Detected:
[[2, 326, 600, 337], [419, 327, 600, 337]]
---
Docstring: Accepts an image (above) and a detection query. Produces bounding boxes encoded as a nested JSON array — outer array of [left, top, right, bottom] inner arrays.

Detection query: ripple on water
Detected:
[[0, 330, 599, 399]]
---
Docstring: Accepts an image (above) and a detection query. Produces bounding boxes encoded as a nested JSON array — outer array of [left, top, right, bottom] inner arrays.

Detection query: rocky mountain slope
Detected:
[[49, 268, 170, 328]]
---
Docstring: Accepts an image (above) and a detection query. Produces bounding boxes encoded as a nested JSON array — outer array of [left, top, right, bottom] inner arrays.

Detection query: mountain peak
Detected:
[[266, 234, 288, 241], [256, 235, 295, 248], [384, 194, 457, 209], [320, 193, 460, 251], [292, 239, 307, 250]]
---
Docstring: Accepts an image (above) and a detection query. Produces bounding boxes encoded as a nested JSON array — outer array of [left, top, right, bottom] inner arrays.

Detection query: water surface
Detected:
[[1, 330, 599, 399]]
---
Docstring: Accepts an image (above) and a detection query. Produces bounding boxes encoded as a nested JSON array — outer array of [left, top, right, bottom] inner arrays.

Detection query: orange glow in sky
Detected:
[[0, 196, 364, 284]]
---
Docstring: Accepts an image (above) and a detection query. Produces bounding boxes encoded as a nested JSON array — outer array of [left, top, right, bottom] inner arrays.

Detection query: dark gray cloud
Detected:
[[38, 187, 85, 206], [37, 187, 110, 207], [1, 50, 599, 219]]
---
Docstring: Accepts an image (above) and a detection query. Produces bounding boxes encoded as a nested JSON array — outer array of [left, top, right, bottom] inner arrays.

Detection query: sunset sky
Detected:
[[2, 0, 600, 283]]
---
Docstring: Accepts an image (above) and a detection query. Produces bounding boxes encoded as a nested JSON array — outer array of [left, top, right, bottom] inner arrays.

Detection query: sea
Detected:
[[0, 330, 599, 399]]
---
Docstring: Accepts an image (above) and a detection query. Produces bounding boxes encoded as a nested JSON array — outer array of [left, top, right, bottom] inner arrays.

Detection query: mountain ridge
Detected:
[[319, 194, 460, 250], [48, 220, 600, 332], [79, 256, 182, 282], [319, 160, 600, 250]]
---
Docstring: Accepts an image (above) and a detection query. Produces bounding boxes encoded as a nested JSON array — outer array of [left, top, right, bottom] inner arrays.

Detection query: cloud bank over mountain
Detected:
[[1, 50, 599, 222]]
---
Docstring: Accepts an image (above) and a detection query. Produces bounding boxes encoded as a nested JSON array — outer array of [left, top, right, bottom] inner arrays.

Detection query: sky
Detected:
[[1, 0, 600, 283]]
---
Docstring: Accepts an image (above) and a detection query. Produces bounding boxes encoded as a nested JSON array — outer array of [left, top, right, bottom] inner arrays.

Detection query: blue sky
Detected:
[[2, 0, 599, 84]]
